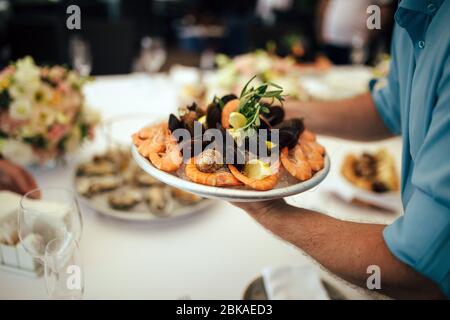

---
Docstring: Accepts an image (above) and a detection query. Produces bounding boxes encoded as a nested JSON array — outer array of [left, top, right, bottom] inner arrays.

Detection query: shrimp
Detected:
[[132, 123, 167, 157], [300, 141, 324, 172], [185, 158, 242, 187], [228, 162, 280, 191], [221, 99, 240, 129], [148, 134, 183, 172], [299, 130, 325, 155], [280, 147, 312, 181], [300, 129, 316, 142]]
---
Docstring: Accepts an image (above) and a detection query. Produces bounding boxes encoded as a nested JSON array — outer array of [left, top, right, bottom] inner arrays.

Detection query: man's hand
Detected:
[[231, 199, 287, 221], [0, 159, 39, 197]]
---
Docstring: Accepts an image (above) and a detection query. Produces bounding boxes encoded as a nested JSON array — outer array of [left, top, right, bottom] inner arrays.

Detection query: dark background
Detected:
[[0, 0, 392, 75]]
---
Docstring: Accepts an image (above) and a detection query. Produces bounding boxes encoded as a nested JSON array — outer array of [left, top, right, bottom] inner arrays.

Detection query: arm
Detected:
[[234, 201, 445, 299], [284, 92, 394, 141]]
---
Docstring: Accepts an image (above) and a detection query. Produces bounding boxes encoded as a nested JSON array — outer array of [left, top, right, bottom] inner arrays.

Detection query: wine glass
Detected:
[[44, 237, 84, 300], [138, 36, 167, 73], [18, 188, 83, 262], [69, 35, 92, 76]]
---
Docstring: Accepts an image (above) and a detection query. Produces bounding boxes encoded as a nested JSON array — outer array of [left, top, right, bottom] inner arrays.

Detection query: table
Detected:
[[0, 74, 402, 299]]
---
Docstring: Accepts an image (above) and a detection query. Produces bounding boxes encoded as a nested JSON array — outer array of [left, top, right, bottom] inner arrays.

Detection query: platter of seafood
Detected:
[[75, 147, 213, 221], [132, 77, 330, 202]]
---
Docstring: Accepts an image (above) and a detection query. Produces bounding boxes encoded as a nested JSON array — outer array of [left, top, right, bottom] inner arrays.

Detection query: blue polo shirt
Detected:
[[372, 0, 450, 297]]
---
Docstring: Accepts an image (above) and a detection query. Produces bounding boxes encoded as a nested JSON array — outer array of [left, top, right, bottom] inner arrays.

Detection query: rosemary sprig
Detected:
[[238, 76, 285, 130]]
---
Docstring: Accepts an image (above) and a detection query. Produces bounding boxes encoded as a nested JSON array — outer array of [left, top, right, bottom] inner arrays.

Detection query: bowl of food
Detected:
[[131, 77, 330, 202]]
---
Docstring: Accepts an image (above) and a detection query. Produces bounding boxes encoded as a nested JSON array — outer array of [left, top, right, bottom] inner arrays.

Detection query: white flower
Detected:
[[0, 139, 34, 166], [14, 57, 40, 85], [9, 98, 33, 120], [11, 57, 40, 98]]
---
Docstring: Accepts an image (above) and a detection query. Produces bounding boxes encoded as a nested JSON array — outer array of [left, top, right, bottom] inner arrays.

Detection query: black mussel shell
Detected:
[[221, 94, 238, 105], [186, 102, 205, 118], [273, 118, 305, 149], [258, 115, 271, 130], [206, 102, 222, 129], [187, 102, 198, 112], [264, 105, 285, 126], [168, 113, 182, 133]]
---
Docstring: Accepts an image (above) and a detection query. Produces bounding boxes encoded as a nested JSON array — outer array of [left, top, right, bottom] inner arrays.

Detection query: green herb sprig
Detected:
[[238, 76, 285, 131]]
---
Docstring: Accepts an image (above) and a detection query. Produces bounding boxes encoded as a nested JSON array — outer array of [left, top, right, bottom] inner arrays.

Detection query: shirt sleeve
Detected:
[[383, 55, 450, 298], [370, 27, 402, 135]]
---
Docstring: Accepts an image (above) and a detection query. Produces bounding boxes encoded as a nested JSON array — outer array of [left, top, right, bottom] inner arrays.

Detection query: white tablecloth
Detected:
[[0, 73, 402, 299]]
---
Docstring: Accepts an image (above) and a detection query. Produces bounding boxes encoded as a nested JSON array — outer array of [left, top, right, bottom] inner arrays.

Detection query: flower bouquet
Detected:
[[0, 57, 99, 166]]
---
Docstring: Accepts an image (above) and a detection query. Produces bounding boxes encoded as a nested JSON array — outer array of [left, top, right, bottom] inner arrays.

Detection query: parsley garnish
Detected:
[[238, 76, 284, 130]]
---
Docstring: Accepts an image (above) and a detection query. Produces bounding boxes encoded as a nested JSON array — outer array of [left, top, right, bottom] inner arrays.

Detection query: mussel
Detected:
[[273, 118, 305, 149], [186, 102, 205, 118], [221, 94, 238, 105], [206, 101, 222, 129], [258, 115, 271, 130], [263, 105, 285, 126], [168, 113, 182, 133]]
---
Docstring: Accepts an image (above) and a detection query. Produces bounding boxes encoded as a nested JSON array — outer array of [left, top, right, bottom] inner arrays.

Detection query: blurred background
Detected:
[[0, 0, 396, 75]]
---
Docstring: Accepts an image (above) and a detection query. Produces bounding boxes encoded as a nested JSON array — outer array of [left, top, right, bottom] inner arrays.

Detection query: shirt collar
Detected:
[[399, 0, 445, 15]]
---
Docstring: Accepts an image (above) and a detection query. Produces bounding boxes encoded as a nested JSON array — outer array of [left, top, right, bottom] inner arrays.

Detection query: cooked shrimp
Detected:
[[228, 162, 280, 191], [299, 141, 324, 172], [221, 99, 240, 129], [301, 129, 316, 142], [299, 130, 325, 155], [148, 134, 182, 172], [138, 122, 167, 139], [185, 158, 242, 187], [280, 147, 312, 181], [133, 123, 168, 157]]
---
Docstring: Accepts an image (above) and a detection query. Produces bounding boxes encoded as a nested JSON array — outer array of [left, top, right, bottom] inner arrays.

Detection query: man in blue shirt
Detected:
[[234, 0, 449, 298]]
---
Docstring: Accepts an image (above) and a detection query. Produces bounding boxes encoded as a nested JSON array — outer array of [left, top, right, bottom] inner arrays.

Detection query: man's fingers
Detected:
[[0, 160, 39, 197], [18, 167, 39, 197], [10, 167, 31, 195]]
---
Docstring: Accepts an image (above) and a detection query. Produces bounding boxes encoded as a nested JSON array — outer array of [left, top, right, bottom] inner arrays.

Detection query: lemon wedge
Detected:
[[244, 159, 273, 180], [265, 141, 276, 149], [229, 112, 247, 129], [198, 115, 206, 125]]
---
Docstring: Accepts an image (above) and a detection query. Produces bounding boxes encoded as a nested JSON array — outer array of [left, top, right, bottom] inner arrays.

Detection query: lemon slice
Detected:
[[229, 112, 247, 129], [198, 115, 206, 125], [265, 141, 276, 149], [244, 159, 273, 180]]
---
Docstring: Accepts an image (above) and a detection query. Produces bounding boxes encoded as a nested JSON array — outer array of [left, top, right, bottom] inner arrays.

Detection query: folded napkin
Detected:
[[0, 191, 22, 222], [262, 265, 329, 300]]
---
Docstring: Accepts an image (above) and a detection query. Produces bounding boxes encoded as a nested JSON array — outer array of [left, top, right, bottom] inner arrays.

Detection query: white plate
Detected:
[[73, 171, 214, 222], [76, 191, 214, 222], [132, 145, 330, 202]]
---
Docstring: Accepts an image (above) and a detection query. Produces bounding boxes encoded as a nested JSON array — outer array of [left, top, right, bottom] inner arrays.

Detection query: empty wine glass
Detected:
[[44, 237, 84, 300], [18, 188, 83, 262], [137, 36, 167, 73], [69, 35, 92, 76]]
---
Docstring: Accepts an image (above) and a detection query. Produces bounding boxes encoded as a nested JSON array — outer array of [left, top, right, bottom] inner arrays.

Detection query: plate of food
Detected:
[[131, 77, 330, 202], [74, 147, 214, 221], [323, 148, 401, 211]]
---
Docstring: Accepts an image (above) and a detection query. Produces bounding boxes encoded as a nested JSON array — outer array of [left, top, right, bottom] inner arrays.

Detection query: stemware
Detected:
[[44, 237, 84, 299], [69, 35, 92, 76], [18, 187, 83, 261], [138, 36, 167, 73]]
